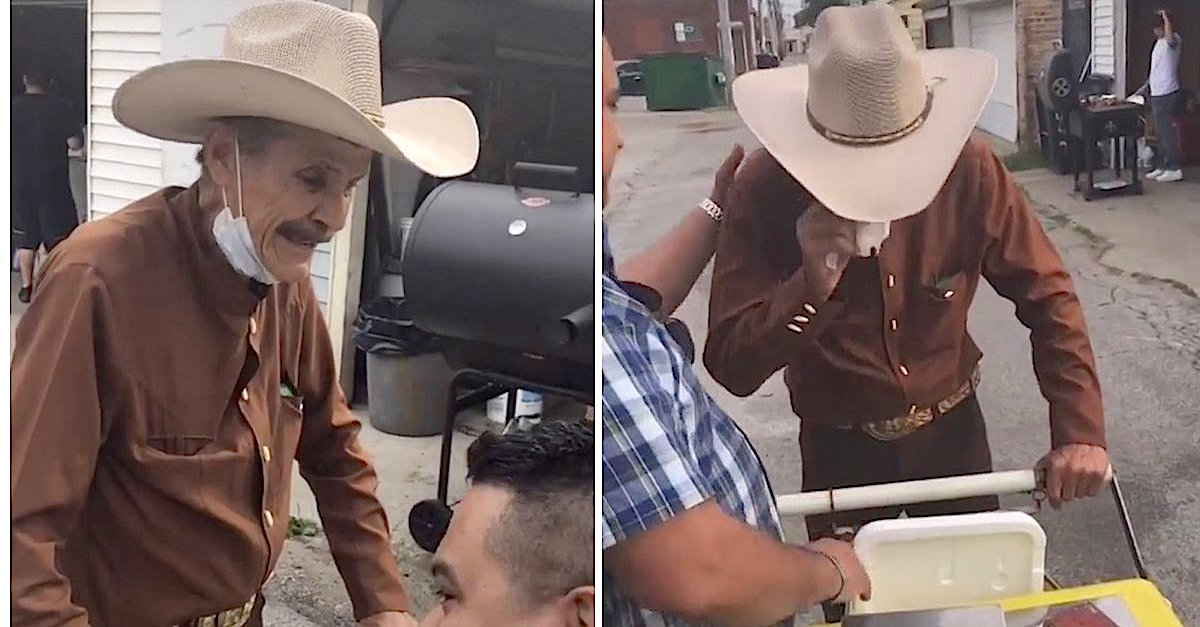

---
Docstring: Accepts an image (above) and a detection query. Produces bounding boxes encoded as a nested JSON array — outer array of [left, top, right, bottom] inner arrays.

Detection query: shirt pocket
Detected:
[[913, 270, 969, 354], [925, 270, 967, 303], [278, 371, 305, 419], [137, 391, 224, 457], [279, 395, 305, 421], [145, 433, 216, 456]]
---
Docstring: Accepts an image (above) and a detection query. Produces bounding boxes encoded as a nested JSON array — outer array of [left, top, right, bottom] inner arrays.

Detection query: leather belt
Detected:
[[176, 594, 257, 627], [843, 366, 981, 442]]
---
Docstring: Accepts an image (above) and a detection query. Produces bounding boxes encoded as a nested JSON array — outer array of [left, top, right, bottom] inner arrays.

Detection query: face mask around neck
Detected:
[[854, 221, 892, 257], [211, 136, 277, 285]]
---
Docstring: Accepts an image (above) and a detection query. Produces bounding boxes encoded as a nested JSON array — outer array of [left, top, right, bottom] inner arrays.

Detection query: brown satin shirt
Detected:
[[704, 137, 1106, 449], [11, 186, 408, 627]]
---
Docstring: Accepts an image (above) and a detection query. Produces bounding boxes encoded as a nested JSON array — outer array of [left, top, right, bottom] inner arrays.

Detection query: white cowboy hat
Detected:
[[732, 4, 997, 222], [113, 1, 479, 179]]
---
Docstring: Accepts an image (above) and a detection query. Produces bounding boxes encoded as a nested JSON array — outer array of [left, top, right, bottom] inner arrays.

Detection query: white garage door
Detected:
[[968, 1, 1017, 142]]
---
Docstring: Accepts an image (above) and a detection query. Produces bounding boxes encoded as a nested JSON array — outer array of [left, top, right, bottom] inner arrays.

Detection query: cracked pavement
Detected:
[[604, 100, 1200, 624]]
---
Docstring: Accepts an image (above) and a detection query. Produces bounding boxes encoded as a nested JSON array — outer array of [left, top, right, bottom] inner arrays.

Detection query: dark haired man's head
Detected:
[[424, 421, 594, 627], [23, 64, 51, 92]]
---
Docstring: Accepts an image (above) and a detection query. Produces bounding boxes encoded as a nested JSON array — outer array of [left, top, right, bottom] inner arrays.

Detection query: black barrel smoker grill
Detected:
[[1036, 47, 1145, 200], [399, 164, 594, 552]]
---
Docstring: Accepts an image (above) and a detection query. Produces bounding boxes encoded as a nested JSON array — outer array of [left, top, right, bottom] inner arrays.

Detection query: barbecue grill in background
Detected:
[[1035, 47, 1117, 175], [1035, 47, 1081, 174], [399, 162, 595, 553]]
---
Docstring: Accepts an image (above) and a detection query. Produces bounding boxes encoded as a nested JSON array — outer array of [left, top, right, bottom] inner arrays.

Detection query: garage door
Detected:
[[968, 1, 1017, 142]]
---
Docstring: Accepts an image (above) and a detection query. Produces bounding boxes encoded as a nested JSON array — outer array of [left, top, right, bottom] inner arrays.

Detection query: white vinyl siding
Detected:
[[88, 0, 164, 220], [1091, 0, 1116, 76]]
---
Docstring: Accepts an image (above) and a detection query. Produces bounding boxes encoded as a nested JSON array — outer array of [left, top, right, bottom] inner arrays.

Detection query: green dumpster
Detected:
[[641, 53, 728, 111]]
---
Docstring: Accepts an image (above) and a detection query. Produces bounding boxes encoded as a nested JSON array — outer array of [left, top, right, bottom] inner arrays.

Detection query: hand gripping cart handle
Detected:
[[774, 466, 1152, 582]]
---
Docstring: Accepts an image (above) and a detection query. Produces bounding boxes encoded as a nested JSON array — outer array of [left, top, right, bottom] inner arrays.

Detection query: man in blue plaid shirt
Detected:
[[599, 39, 870, 626]]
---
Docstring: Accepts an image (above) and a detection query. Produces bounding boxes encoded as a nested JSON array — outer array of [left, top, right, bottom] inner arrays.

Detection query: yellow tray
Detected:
[[819, 578, 1182, 626]]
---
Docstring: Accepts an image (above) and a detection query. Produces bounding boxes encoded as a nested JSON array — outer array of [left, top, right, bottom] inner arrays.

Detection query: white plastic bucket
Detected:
[[486, 390, 543, 425]]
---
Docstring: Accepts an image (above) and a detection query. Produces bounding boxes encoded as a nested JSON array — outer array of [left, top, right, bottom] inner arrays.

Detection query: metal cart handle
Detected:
[[775, 466, 1112, 517], [774, 465, 1152, 581]]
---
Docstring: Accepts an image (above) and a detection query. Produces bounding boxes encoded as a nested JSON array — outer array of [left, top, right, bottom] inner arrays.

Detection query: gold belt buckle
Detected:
[[181, 594, 256, 627], [218, 595, 256, 627], [861, 366, 980, 442], [862, 405, 933, 441]]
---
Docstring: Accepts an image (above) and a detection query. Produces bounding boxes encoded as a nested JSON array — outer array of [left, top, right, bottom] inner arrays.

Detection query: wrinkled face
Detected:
[[204, 124, 372, 283], [601, 39, 623, 208], [422, 485, 594, 627]]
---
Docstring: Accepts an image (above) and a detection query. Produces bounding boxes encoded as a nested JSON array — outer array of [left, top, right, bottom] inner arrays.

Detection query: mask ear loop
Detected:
[[233, 134, 245, 220]]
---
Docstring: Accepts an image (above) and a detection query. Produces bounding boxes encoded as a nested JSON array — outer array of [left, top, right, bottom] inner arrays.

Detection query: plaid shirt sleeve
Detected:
[[601, 277, 714, 549]]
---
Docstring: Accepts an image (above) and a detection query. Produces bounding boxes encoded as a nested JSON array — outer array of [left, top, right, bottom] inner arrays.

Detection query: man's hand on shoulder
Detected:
[[358, 611, 419, 627], [1036, 444, 1109, 509], [709, 144, 747, 218]]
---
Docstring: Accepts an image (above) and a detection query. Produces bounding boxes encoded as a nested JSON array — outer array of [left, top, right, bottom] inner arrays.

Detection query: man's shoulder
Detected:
[[602, 274, 648, 328], [48, 190, 178, 281], [735, 147, 804, 196], [940, 135, 1000, 196], [602, 276, 680, 376]]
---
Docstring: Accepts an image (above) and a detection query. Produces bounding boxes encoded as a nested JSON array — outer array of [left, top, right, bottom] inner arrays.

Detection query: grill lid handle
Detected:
[[543, 303, 593, 347], [513, 161, 582, 196]]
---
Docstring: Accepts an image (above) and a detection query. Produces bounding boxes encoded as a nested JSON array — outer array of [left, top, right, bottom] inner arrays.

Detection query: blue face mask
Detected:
[[212, 136, 277, 285]]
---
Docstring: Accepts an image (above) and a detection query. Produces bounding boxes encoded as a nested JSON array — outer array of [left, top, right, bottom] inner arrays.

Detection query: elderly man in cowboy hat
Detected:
[[705, 0, 1109, 575], [11, 4, 478, 627], [600, 37, 871, 627]]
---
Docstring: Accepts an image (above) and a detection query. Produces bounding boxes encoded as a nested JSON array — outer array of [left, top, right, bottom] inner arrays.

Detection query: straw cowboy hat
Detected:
[[113, 1, 479, 178], [732, 4, 997, 222]]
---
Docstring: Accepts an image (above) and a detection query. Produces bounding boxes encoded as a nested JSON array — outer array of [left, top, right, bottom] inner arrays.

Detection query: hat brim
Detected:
[[732, 48, 997, 222], [112, 59, 480, 179]]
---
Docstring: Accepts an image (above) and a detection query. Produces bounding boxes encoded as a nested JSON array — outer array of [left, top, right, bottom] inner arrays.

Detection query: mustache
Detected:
[[276, 220, 333, 245]]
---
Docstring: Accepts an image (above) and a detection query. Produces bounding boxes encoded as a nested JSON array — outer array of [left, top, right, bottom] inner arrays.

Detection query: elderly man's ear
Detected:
[[201, 126, 240, 192], [564, 585, 595, 626]]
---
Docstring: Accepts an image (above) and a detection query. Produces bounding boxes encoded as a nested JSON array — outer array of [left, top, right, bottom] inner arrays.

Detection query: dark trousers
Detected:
[[246, 593, 265, 627], [12, 182, 78, 252], [800, 395, 998, 622], [1151, 91, 1182, 170]]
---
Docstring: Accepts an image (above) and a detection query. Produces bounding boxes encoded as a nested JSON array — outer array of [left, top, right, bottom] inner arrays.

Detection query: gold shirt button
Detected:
[[241, 389, 250, 402], [890, 319, 898, 331], [261, 445, 272, 463], [887, 274, 896, 288], [899, 365, 910, 376], [249, 318, 258, 335], [264, 510, 275, 528]]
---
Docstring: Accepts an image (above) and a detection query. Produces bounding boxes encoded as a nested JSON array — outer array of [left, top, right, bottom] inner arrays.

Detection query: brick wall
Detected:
[[603, 0, 752, 70], [1016, 0, 1062, 146]]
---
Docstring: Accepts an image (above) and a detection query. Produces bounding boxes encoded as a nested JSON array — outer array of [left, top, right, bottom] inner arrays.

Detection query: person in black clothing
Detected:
[[11, 63, 84, 303]]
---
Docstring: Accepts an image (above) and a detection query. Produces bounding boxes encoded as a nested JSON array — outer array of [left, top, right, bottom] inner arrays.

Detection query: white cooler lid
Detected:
[[848, 511, 1046, 615]]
